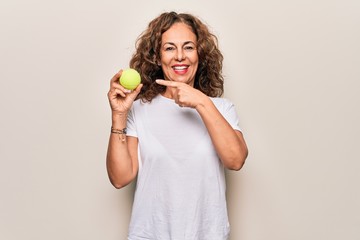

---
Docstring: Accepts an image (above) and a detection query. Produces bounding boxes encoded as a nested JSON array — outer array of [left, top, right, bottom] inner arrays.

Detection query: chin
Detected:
[[173, 76, 195, 84]]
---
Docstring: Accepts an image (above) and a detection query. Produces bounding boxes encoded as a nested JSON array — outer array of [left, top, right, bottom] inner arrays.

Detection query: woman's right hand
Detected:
[[107, 70, 143, 115]]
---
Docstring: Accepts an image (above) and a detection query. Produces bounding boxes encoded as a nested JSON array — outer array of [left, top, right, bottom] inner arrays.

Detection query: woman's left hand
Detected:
[[155, 79, 207, 108]]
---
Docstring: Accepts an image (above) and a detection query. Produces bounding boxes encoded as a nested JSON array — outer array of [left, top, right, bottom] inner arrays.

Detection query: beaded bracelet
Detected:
[[111, 127, 127, 142]]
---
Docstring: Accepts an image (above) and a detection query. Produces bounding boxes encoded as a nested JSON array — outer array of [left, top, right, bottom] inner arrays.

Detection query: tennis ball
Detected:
[[119, 68, 141, 90]]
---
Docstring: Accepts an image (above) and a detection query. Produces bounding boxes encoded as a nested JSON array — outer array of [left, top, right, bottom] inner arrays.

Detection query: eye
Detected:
[[184, 45, 195, 51], [165, 46, 175, 51]]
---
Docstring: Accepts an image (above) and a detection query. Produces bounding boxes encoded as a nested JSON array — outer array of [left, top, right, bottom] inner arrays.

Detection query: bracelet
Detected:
[[111, 127, 127, 142]]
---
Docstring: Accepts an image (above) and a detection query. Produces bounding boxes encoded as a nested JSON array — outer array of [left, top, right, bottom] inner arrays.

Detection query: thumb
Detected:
[[128, 84, 143, 100]]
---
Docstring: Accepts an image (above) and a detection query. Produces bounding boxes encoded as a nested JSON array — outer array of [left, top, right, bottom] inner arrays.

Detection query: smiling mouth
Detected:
[[172, 65, 189, 74], [173, 65, 188, 70]]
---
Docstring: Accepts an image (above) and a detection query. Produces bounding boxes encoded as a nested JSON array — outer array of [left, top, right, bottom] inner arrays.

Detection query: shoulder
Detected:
[[130, 95, 162, 114], [209, 97, 235, 112], [132, 98, 143, 108], [131, 98, 152, 109], [210, 97, 241, 130]]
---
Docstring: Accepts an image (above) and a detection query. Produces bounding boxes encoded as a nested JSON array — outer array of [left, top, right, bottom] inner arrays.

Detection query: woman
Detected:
[[107, 11, 248, 240]]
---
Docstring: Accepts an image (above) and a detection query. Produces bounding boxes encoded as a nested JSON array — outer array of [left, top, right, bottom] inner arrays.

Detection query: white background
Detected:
[[1, 0, 359, 239]]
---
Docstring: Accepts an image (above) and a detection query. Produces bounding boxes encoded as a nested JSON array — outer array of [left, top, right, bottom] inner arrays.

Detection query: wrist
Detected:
[[111, 112, 127, 129], [195, 95, 212, 111], [111, 126, 127, 142]]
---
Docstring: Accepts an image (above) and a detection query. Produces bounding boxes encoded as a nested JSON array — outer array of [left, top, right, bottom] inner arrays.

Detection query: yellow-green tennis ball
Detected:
[[119, 68, 141, 90]]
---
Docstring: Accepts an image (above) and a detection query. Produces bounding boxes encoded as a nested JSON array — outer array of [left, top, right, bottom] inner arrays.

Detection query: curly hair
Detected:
[[129, 11, 224, 102]]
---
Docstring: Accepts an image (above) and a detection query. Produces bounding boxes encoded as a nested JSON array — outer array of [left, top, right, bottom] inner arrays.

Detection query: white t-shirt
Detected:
[[126, 94, 241, 240]]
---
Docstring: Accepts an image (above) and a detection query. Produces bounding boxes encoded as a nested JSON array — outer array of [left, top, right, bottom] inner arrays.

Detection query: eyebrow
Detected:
[[163, 41, 196, 46]]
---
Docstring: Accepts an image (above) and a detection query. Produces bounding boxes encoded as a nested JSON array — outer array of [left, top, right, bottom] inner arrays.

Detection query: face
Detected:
[[160, 22, 199, 86]]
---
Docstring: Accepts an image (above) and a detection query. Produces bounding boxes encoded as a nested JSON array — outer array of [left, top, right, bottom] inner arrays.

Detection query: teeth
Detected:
[[174, 66, 187, 70]]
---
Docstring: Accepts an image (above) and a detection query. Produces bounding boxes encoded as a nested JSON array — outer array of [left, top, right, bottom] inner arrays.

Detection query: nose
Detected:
[[175, 49, 185, 61]]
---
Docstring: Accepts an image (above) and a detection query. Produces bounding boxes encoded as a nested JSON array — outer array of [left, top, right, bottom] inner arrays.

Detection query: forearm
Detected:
[[196, 98, 248, 170], [106, 114, 138, 188]]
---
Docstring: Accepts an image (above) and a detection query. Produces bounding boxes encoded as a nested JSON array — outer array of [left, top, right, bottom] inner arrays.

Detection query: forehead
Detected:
[[161, 22, 197, 44]]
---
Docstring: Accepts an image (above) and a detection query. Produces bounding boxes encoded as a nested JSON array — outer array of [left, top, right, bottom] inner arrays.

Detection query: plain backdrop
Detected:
[[1, 0, 359, 239]]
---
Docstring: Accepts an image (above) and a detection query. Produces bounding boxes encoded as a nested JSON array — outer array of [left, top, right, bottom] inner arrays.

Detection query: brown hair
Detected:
[[129, 12, 224, 101]]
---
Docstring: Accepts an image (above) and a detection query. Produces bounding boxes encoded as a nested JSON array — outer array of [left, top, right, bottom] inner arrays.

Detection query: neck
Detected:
[[161, 87, 177, 99]]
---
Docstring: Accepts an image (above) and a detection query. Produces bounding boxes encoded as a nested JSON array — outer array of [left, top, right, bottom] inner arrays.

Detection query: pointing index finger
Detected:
[[155, 79, 178, 87]]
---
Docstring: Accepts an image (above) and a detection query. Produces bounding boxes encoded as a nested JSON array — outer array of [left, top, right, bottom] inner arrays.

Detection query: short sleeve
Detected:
[[126, 106, 138, 137], [216, 98, 242, 132]]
